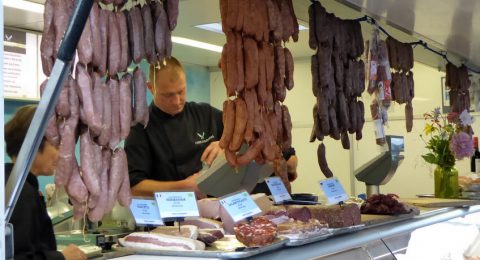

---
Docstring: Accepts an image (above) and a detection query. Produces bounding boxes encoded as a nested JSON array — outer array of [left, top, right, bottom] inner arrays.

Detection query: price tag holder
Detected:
[[154, 192, 200, 220], [129, 198, 164, 226], [219, 190, 262, 223], [319, 177, 349, 205], [266, 176, 292, 203]]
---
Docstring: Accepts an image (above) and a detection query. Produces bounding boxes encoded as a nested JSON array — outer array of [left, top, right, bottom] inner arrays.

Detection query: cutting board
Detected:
[[402, 198, 480, 208], [361, 209, 418, 227]]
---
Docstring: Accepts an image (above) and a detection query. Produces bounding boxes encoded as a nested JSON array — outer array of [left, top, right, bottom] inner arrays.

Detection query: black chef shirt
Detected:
[[5, 163, 64, 260], [126, 102, 223, 186]]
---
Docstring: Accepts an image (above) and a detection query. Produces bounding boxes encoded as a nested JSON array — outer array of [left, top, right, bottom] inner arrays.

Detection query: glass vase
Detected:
[[434, 166, 459, 199]]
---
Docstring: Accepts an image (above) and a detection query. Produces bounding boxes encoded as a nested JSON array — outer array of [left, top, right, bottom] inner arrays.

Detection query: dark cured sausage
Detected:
[[166, 0, 179, 31], [257, 43, 267, 104], [219, 100, 235, 149], [67, 160, 88, 203], [356, 100, 365, 140], [318, 143, 333, 178], [52, 0, 69, 57], [108, 12, 120, 75], [244, 37, 259, 90], [88, 149, 110, 222], [237, 139, 264, 166], [142, 4, 156, 64], [219, 0, 228, 32], [106, 148, 127, 212], [109, 78, 121, 149], [76, 64, 102, 135], [119, 73, 133, 139], [235, 32, 245, 93], [90, 3, 102, 69], [55, 77, 71, 118], [243, 90, 256, 143], [265, 43, 275, 91], [220, 44, 230, 95], [225, 31, 237, 96], [154, 3, 168, 62], [225, 149, 238, 167], [117, 149, 132, 207], [98, 9, 109, 75], [229, 98, 248, 152], [40, 0, 55, 76], [98, 84, 112, 147], [77, 17, 93, 66], [91, 72, 104, 137], [133, 67, 149, 127], [116, 11, 130, 72], [129, 6, 146, 64], [284, 47, 294, 90], [80, 130, 100, 196], [281, 105, 292, 149], [405, 102, 413, 132], [225, 0, 238, 31]]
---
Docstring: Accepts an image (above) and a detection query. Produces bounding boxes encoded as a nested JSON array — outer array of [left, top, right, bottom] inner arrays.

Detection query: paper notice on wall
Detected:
[[4, 29, 39, 100]]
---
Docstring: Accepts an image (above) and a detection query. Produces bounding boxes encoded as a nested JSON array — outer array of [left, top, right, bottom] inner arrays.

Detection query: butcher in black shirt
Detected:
[[125, 57, 223, 197], [5, 105, 86, 260]]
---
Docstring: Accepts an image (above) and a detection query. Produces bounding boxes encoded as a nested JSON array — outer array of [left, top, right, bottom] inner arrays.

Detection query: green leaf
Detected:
[[422, 153, 438, 164]]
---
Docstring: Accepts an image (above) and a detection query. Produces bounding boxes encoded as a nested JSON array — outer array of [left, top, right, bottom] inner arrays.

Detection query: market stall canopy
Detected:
[[4, 0, 480, 70]]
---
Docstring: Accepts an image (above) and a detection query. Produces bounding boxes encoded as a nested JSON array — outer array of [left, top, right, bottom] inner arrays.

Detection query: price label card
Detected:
[[154, 192, 199, 219], [129, 198, 164, 226], [266, 177, 292, 203], [219, 190, 262, 223], [319, 177, 349, 205]]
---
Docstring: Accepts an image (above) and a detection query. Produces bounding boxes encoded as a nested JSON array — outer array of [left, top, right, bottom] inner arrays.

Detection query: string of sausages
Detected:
[[366, 30, 415, 145], [446, 63, 471, 114], [308, 1, 365, 178], [40, 0, 179, 222], [218, 0, 298, 191]]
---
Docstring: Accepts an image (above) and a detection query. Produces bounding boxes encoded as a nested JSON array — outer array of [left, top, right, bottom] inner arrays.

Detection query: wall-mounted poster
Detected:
[[3, 28, 39, 100]]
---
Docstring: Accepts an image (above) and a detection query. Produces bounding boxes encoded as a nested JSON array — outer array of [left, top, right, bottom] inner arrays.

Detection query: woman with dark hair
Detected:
[[5, 105, 86, 260]]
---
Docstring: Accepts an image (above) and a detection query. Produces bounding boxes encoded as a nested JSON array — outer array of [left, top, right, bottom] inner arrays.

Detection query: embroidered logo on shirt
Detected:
[[195, 131, 214, 145]]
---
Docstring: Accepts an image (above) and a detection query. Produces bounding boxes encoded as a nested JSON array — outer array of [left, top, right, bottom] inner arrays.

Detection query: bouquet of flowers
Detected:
[[421, 108, 474, 169]]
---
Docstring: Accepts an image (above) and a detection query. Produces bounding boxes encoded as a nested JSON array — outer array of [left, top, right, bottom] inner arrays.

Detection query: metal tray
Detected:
[[282, 229, 333, 247], [328, 224, 366, 236], [113, 235, 288, 259]]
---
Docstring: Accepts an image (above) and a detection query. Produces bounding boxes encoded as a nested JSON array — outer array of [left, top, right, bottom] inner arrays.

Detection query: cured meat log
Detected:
[[234, 217, 277, 247]]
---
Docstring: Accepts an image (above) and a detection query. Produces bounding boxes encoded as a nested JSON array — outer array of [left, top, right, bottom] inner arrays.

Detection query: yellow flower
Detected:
[[424, 124, 436, 135]]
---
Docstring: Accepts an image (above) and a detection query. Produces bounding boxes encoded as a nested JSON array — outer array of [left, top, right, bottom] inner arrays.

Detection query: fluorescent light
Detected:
[[195, 22, 309, 34], [172, 36, 223, 53], [4, 0, 44, 14], [298, 24, 308, 30], [195, 23, 224, 34]]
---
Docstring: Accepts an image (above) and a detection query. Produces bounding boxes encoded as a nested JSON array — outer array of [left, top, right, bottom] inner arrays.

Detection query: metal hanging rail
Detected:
[[4, 0, 95, 223], [309, 0, 480, 74]]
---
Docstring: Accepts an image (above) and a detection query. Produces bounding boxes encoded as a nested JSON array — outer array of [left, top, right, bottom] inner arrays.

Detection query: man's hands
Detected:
[[201, 141, 224, 166], [62, 244, 87, 260]]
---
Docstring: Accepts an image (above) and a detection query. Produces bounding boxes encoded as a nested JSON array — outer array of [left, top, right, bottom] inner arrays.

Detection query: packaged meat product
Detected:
[[120, 232, 205, 251], [234, 217, 277, 247]]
